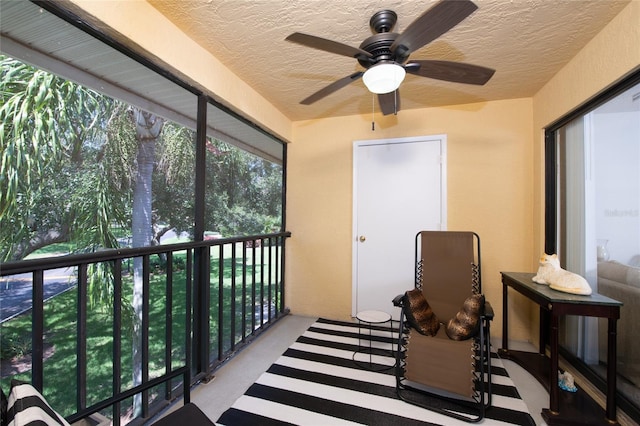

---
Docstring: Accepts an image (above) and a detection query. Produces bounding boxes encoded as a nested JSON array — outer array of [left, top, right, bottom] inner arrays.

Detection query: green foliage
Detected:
[[157, 123, 195, 185], [148, 255, 186, 272], [0, 55, 120, 261], [217, 206, 271, 236], [103, 103, 138, 192], [0, 54, 282, 259], [204, 140, 282, 237], [26, 243, 74, 258], [0, 55, 104, 220], [0, 331, 31, 359]]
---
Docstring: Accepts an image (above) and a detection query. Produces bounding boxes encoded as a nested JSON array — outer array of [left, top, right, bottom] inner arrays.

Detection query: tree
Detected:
[[129, 108, 164, 416], [203, 140, 282, 236], [0, 56, 121, 260], [153, 124, 197, 242]]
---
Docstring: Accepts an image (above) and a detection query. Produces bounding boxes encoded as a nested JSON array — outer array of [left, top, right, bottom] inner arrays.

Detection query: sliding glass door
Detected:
[[548, 77, 640, 420]]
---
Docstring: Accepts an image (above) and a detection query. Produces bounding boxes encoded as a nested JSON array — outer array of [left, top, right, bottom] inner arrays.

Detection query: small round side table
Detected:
[[352, 310, 394, 371]]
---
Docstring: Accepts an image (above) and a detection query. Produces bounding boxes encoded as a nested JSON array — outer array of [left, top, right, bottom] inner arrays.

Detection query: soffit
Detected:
[[0, 0, 283, 163]]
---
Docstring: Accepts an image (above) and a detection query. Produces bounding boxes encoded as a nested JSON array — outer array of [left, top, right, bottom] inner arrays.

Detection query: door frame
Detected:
[[351, 135, 447, 317]]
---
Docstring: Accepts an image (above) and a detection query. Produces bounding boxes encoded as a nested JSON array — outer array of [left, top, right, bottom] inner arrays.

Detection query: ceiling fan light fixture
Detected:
[[362, 62, 406, 94]]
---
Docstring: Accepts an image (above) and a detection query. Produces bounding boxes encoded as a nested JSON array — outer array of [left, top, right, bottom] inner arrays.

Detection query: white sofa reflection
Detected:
[[598, 260, 640, 387]]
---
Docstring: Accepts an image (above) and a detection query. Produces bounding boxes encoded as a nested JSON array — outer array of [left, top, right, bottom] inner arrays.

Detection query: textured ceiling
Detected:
[[146, 0, 630, 122]]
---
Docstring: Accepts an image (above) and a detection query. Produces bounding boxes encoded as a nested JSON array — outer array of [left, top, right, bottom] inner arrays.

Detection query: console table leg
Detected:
[[606, 319, 618, 423], [550, 313, 559, 415], [539, 306, 545, 355], [502, 283, 508, 351]]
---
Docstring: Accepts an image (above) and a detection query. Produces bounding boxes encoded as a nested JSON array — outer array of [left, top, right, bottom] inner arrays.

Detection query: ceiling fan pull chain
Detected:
[[371, 94, 375, 131], [394, 90, 398, 115]]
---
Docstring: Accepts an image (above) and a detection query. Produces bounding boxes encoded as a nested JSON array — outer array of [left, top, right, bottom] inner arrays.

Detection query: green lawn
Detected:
[[0, 245, 281, 419]]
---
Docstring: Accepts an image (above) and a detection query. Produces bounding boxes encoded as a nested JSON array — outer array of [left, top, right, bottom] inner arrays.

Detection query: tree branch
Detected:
[[10, 225, 70, 261]]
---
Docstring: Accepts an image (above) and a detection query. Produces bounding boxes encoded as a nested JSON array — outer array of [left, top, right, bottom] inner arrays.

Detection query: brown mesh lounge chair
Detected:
[[392, 231, 493, 422]]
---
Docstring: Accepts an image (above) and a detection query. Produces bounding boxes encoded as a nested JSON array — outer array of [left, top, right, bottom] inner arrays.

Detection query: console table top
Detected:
[[501, 271, 622, 307]]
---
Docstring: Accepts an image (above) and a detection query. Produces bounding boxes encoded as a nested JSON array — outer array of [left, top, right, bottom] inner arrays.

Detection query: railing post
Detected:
[[241, 243, 247, 340], [194, 246, 210, 377], [260, 242, 265, 325], [251, 242, 257, 333], [32, 270, 44, 391], [113, 260, 122, 426], [274, 237, 281, 314], [165, 251, 173, 400], [230, 242, 236, 351], [268, 238, 273, 322], [184, 249, 193, 404], [280, 236, 286, 313], [141, 255, 150, 418], [77, 264, 88, 411], [217, 244, 224, 361]]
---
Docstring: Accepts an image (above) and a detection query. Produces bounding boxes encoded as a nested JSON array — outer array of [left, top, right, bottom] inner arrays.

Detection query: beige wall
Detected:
[[287, 99, 535, 339], [286, 0, 640, 341], [528, 1, 640, 345]]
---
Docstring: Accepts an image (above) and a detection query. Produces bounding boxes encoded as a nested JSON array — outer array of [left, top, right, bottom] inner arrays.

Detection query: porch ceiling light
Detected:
[[362, 62, 406, 94]]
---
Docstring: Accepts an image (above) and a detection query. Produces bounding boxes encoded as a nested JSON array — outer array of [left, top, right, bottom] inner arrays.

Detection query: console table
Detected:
[[499, 272, 622, 425]]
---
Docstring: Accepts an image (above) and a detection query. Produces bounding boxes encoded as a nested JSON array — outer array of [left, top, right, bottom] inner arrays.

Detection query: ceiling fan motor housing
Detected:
[[369, 10, 397, 33], [358, 33, 400, 68], [358, 10, 412, 68]]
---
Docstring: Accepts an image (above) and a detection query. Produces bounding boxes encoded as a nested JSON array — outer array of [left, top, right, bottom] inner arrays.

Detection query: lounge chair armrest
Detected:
[[483, 300, 494, 321], [392, 294, 405, 307]]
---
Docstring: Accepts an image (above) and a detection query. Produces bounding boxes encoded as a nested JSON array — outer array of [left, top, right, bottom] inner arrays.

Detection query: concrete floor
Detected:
[[156, 315, 550, 425]]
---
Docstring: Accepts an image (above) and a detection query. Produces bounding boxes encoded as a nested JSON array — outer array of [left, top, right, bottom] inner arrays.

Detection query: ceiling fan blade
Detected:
[[301, 72, 364, 105], [378, 90, 401, 116], [391, 0, 478, 59], [286, 32, 372, 61], [405, 60, 495, 85]]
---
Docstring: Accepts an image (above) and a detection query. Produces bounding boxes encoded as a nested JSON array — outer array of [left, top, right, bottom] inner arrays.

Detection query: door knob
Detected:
[[359, 235, 366, 242]]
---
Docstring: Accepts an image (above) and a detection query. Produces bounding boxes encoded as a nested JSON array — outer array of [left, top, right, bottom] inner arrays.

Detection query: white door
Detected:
[[352, 135, 446, 318]]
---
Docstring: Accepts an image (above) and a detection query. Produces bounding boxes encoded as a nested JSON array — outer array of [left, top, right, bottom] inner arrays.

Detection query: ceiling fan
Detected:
[[285, 0, 495, 115]]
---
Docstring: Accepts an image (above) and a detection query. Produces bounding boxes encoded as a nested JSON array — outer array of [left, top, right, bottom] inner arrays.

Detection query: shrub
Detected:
[[0, 332, 31, 360]]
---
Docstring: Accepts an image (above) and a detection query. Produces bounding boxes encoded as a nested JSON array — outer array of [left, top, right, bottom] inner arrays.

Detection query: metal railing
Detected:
[[0, 231, 290, 424]]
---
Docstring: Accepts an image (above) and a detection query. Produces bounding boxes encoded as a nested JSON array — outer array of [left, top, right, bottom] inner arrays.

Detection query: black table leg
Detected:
[[549, 313, 559, 415], [606, 318, 617, 423], [502, 283, 508, 351]]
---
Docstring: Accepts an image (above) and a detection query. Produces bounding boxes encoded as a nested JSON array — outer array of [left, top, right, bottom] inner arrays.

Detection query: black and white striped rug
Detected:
[[216, 318, 535, 425]]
